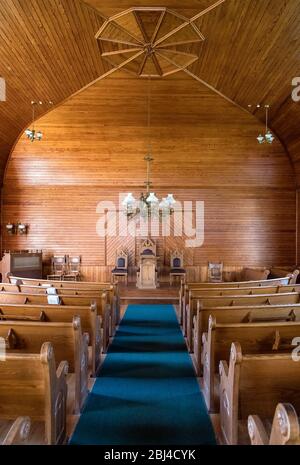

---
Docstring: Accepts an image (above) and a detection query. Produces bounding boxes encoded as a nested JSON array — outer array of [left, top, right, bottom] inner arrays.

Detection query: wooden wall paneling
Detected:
[[1, 70, 297, 280]]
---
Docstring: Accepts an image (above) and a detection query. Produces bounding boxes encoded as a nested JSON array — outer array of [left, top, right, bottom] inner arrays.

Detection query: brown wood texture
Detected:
[[2, 72, 296, 278], [0, 0, 299, 185]]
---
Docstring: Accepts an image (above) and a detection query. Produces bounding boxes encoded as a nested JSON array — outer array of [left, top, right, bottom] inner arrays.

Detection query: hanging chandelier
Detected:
[[123, 156, 176, 220], [25, 101, 43, 142], [256, 104, 275, 144], [123, 77, 176, 220]]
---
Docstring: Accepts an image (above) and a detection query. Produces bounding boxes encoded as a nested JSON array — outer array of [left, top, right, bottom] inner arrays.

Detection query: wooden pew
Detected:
[[248, 403, 300, 445], [193, 303, 300, 376], [179, 276, 292, 322], [7, 276, 120, 332], [186, 292, 300, 351], [0, 342, 68, 445], [0, 417, 31, 445], [0, 303, 101, 376], [0, 292, 110, 353], [219, 343, 300, 445], [202, 317, 300, 412], [182, 284, 300, 336], [0, 317, 89, 414]]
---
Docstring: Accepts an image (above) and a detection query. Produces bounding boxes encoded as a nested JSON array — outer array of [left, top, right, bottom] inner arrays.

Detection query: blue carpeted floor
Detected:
[[70, 304, 216, 445]]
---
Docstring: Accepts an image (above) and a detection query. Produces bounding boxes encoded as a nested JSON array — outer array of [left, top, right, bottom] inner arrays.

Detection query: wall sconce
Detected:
[[5, 222, 28, 235], [17, 222, 28, 235], [6, 222, 16, 235]]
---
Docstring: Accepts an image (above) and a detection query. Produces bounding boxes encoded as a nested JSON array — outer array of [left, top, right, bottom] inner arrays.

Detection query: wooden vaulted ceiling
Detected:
[[0, 0, 300, 184]]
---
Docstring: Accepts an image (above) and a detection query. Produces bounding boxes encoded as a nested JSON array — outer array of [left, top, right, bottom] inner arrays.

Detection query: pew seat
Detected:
[[0, 292, 111, 352], [0, 303, 101, 376], [219, 343, 300, 444], [193, 303, 300, 376], [186, 292, 300, 351], [0, 317, 89, 414], [0, 343, 68, 444], [202, 317, 300, 413]]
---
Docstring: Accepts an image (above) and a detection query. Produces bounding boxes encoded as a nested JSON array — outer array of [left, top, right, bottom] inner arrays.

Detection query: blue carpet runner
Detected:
[[70, 304, 216, 445]]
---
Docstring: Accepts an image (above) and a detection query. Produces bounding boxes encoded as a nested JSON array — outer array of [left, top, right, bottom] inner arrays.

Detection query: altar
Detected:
[[136, 239, 159, 289]]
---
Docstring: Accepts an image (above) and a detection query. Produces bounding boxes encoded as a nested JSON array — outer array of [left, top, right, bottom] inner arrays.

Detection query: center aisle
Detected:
[[70, 304, 216, 445]]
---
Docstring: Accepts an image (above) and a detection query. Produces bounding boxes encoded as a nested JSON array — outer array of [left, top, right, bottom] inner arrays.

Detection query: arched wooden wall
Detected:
[[2, 71, 296, 281]]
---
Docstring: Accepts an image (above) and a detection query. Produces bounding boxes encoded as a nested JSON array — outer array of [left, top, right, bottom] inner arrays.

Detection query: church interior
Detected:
[[0, 0, 300, 448]]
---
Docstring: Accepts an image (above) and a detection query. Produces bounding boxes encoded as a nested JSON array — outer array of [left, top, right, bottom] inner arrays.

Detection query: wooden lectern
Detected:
[[136, 239, 158, 289]]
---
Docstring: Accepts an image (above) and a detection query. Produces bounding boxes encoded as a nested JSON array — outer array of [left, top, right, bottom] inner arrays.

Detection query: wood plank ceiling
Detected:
[[0, 0, 299, 184]]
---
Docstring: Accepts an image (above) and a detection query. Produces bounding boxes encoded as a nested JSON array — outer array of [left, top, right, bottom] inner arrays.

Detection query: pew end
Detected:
[[1, 416, 31, 445], [248, 403, 300, 445]]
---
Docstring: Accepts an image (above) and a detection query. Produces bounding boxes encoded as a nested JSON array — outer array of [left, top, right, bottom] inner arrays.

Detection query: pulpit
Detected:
[[136, 239, 158, 289]]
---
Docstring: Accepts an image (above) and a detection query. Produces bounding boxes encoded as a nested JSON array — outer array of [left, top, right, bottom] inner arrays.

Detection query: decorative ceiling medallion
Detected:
[[95, 7, 205, 78]]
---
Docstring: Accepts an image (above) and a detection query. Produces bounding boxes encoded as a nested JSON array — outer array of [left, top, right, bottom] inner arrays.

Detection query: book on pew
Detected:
[[47, 295, 61, 305]]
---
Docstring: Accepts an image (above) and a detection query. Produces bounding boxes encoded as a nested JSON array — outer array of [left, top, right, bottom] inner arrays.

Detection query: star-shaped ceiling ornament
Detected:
[[96, 7, 208, 78]]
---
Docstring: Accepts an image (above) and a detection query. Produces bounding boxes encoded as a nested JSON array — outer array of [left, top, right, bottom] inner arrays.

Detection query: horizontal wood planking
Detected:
[[0, 0, 110, 179], [2, 73, 296, 278]]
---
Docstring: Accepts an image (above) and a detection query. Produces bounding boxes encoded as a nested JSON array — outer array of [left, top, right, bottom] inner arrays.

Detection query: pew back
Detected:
[[186, 292, 300, 350], [219, 343, 300, 444], [0, 303, 101, 376], [202, 318, 300, 412], [193, 303, 300, 376], [0, 342, 68, 444]]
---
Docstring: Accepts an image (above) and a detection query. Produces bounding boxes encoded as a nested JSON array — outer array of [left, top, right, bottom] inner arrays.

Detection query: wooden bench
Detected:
[[182, 285, 300, 335], [186, 292, 300, 351], [0, 342, 68, 444], [202, 317, 300, 413], [7, 276, 120, 329], [0, 303, 101, 376], [193, 303, 300, 376], [0, 417, 31, 445], [0, 317, 89, 414], [179, 276, 292, 321], [0, 292, 110, 352], [219, 342, 300, 444], [248, 403, 300, 445]]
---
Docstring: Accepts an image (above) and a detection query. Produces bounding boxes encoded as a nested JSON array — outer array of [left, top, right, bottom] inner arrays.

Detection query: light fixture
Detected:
[[256, 105, 275, 144], [5, 222, 28, 235], [123, 77, 176, 220], [5, 222, 15, 235], [25, 101, 43, 142], [17, 222, 28, 235]]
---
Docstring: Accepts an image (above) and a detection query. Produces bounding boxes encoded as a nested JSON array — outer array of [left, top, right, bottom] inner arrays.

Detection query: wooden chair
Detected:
[[47, 255, 67, 280], [63, 255, 81, 281], [111, 250, 128, 285], [169, 250, 186, 286], [248, 403, 300, 445], [207, 262, 223, 283]]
